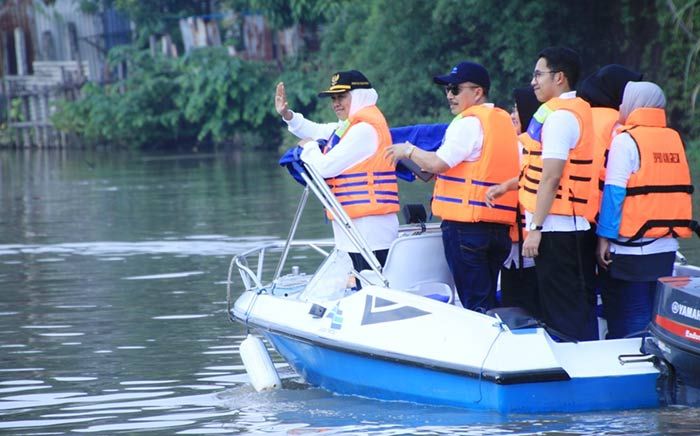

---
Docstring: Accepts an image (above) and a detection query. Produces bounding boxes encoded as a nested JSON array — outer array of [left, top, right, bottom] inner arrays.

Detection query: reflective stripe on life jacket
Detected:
[[616, 107, 693, 241], [325, 105, 399, 220], [432, 104, 519, 224], [519, 97, 594, 217]]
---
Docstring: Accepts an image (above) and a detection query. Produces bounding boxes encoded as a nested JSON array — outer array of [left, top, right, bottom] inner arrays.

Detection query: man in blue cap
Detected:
[[387, 62, 519, 312]]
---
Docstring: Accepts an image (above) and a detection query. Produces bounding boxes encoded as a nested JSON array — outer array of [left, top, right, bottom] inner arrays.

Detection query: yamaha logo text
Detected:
[[671, 301, 700, 322]]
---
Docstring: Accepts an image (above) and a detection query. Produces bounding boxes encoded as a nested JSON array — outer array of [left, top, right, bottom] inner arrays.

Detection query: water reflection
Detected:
[[0, 149, 698, 434]]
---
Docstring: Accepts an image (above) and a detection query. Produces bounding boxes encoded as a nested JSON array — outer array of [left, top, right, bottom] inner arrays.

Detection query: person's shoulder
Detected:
[[544, 108, 578, 127]]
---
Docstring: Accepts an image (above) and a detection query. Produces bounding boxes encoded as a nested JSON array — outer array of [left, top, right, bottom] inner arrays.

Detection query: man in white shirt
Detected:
[[387, 62, 519, 312], [519, 47, 598, 341]]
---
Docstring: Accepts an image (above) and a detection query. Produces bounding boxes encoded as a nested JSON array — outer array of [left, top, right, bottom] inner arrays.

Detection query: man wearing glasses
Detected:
[[387, 62, 519, 312], [519, 47, 598, 341]]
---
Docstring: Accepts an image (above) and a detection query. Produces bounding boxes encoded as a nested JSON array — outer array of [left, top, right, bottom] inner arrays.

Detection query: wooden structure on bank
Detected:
[[1, 0, 129, 148], [2, 59, 87, 147]]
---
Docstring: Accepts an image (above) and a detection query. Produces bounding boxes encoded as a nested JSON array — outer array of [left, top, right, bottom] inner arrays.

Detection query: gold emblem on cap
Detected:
[[331, 74, 340, 86]]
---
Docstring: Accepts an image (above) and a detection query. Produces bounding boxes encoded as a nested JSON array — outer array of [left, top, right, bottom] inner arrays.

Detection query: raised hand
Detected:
[[275, 82, 292, 120]]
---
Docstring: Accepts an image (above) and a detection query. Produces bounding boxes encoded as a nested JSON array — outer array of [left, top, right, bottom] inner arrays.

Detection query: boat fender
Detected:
[[240, 334, 281, 392]]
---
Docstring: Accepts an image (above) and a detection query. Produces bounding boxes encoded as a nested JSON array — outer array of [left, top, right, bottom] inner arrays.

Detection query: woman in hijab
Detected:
[[579, 65, 644, 225], [495, 87, 542, 317], [274, 71, 399, 275], [596, 81, 694, 339]]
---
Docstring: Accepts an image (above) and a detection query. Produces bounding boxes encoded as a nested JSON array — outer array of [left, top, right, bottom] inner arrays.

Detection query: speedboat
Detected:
[[226, 158, 700, 413]]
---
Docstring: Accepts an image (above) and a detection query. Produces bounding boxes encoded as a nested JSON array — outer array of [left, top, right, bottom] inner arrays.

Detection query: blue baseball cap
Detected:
[[433, 61, 491, 92]]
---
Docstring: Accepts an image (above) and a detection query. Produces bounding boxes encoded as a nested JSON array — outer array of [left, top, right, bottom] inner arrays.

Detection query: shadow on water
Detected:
[[0, 149, 699, 434]]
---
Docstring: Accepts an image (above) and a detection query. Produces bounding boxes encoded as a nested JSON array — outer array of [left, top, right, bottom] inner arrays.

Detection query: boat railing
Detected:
[[227, 239, 335, 315]]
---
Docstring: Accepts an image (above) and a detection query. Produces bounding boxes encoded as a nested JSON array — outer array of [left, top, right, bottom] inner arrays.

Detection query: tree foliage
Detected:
[[56, 0, 700, 148], [302, 0, 699, 137], [53, 47, 282, 148], [222, 0, 342, 28]]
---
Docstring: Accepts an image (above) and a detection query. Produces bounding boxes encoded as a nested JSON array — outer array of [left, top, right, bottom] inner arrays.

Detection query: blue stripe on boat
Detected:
[[265, 332, 660, 413]]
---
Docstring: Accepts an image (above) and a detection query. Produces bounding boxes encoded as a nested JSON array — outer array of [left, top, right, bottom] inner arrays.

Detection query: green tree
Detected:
[[175, 47, 280, 145]]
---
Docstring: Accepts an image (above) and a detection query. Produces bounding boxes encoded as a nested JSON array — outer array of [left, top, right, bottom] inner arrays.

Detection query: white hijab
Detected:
[[349, 88, 379, 117], [619, 81, 666, 123]]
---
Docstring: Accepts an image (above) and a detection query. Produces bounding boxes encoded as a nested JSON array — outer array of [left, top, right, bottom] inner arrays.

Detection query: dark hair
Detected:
[[537, 47, 582, 88], [512, 87, 539, 129]]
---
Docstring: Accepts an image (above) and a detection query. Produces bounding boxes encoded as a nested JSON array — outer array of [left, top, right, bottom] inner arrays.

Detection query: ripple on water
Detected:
[[123, 271, 204, 280], [21, 325, 72, 329], [152, 314, 209, 320]]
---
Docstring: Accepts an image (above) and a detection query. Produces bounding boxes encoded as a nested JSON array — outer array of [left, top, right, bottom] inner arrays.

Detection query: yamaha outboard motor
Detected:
[[644, 276, 700, 406]]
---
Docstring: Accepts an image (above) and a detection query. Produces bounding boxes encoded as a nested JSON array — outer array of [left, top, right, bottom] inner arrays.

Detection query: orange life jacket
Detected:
[[325, 105, 399, 220], [616, 107, 694, 241], [585, 107, 620, 223], [510, 132, 537, 242], [432, 104, 519, 224], [519, 96, 594, 217]]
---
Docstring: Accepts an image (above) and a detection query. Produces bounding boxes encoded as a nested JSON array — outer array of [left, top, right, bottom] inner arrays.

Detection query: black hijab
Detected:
[[578, 64, 643, 109], [512, 87, 539, 129]]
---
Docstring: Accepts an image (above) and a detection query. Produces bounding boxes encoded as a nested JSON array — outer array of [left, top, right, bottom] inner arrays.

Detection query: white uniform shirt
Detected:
[[435, 103, 493, 167], [285, 111, 399, 252], [524, 91, 591, 232], [603, 132, 679, 255]]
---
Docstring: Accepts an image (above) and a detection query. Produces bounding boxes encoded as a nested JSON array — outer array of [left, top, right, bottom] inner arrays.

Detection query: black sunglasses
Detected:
[[444, 84, 480, 96]]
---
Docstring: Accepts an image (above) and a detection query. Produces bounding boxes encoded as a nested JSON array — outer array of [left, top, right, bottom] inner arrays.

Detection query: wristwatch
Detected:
[[529, 223, 543, 231], [405, 145, 416, 159]]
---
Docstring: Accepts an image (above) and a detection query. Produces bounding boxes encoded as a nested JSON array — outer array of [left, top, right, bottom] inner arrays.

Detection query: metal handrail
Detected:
[[300, 162, 389, 286], [273, 187, 310, 281], [226, 239, 335, 317]]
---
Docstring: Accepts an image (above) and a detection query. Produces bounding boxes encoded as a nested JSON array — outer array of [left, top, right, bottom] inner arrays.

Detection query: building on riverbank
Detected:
[[1, 0, 130, 147]]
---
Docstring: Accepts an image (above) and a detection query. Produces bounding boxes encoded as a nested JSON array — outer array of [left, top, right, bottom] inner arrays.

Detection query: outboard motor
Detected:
[[644, 276, 700, 406]]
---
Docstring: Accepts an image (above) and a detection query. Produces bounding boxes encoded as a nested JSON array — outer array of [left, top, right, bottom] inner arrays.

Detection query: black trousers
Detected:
[[500, 265, 541, 319], [535, 230, 598, 341], [348, 250, 389, 291], [349, 249, 389, 272]]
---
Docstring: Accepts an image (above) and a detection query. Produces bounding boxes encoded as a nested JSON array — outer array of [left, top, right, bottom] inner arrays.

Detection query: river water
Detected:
[[0, 149, 699, 435]]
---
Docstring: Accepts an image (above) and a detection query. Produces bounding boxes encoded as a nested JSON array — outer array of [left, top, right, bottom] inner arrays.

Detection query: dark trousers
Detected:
[[349, 250, 389, 291], [349, 249, 389, 272], [441, 220, 511, 312], [599, 251, 675, 339], [535, 230, 598, 341], [500, 265, 541, 318]]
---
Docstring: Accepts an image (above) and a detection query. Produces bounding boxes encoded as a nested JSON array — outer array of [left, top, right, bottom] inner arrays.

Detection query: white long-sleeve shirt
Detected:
[[285, 111, 398, 252]]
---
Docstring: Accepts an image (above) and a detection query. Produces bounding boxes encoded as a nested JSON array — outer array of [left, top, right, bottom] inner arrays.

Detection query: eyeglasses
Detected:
[[532, 70, 559, 80], [444, 84, 481, 96]]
